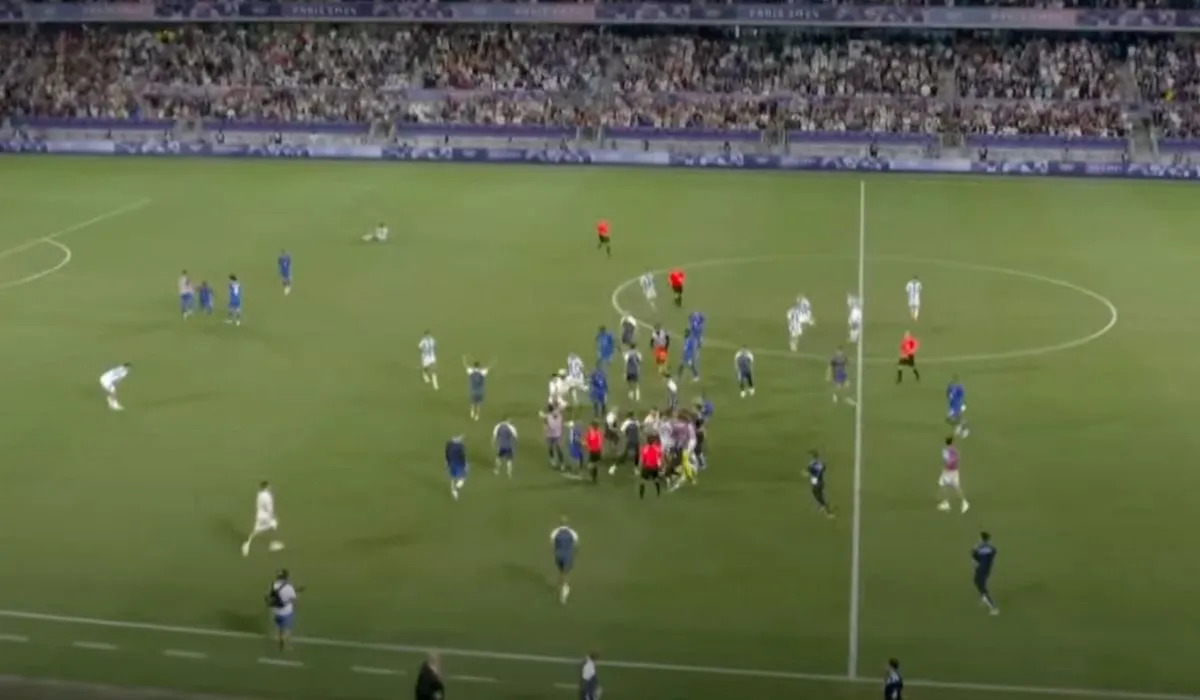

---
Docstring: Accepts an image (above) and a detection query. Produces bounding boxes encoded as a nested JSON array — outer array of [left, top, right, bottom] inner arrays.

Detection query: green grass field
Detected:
[[0, 156, 1197, 700]]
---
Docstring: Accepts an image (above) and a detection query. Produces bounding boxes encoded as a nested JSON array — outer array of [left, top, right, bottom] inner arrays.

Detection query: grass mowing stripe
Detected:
[[257, 658, 303, 668], [0, 634, 29, 643], [163, 650, 208, 660], [1, 609, 1196, 700]]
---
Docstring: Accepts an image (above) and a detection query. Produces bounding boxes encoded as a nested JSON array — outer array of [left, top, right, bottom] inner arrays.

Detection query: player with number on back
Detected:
[[242, 480, 284, 556], [847, 293, 863, 344], [551, 516, 580, 604], [179, 271, 194, 319], [227, 274, 242, 326], [807, 450, 834, 518], [419, 332, 439, 390], [906, 276, 922, 321], [972, 531, 1000, 615], [688, 310, 706, 347], [623, 345, 642, 401], [734, 346, 755, 398], [198, 280, 214, 316], [937, 436, 969, 513], [678, 328, 701, 382], [829, 346, 853, 405], [464, 359, 489, 421], [99, 362, 132, 411], [596, 219, 611, 258], [620, 313, 638, 348], [589, 365, 609, 420], [947, 375, 969, 437], [595, 326, 615, 368], [278, 250, 292, 296], [445, 435, 468, 501], [493, 417, 517, 478]]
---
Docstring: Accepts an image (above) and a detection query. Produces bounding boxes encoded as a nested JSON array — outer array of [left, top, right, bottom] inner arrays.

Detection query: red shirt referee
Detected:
[[638, 439, 663, 499], [668, 268, 685, 308], [897, 331, 921, 383], [585, 423, 604, 484], [596, 219, 611, 258]]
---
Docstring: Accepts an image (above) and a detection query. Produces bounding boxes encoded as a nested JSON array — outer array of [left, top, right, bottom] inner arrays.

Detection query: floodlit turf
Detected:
[[0, 156, 1197, 700]]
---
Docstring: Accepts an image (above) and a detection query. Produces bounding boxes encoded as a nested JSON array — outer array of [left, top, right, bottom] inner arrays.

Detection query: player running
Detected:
[[688, 311, 706, 347], [596, 219, 611, 258], [99, 362, 132, 411], [464, 358, 490, 421], [898, 331, 920, 383], [419, 332, 439, 390], [278, 250, 292, 296], [227, 274, 243, 326], [829, 346, 853, 405], [639, 271, 657, 310], [847, 293, 863, 344], [906, 276, 922, 321], [179, 271, 194, 319], [493, 417, 517, 477], [242, 481, 283, 556], [623, 346, 642, 401], [566, 353, 587, 405], [620, 313, 638, 348], [678, 328, 701, 382], [937, 436, 969, 513], [947, 375, 969, 437], [445, 435, 468, 501], [808, 450, 834, 518], [734, 346, 755, 398], [787, 296, 814, 352]]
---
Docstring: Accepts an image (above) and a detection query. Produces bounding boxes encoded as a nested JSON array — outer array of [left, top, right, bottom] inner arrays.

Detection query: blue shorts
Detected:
[[949, 407, 964, 421], [448, 464, 466, 480], [470, 392, 484, 405], [497, 447, 513, 459], [180, 293, 193, 309], [555, 556, 573, 573], [834, 375, 847, 387], [273, 612, 293, 631]]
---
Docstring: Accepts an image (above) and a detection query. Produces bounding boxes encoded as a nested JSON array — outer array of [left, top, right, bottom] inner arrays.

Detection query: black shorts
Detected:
[[671, 283, 683, 294], [640, 467, 659, 481], [621, 447, 640, 465], [598, 234, 610, 244], [898, 356, 916, 367], [588, 451, 602, 464]]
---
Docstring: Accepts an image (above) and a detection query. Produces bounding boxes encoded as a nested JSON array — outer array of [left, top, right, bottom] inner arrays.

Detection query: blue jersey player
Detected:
[[445, 435, 468, 500], [678, 328, 701, 381], [972, 531, 999, 615], [198, 281, 214, 315], [595, 326, 615, 367], [734, 347, 755, 398], [465, 359, 489, 421], [829, 347, 852, 405], [947, 375, 969, 437], [688, 310, 706, 346], [493, 417, 517, 478], [227, 274, 242, 326], [278, 250, 292, 296], [550, 516, 579, 605], [178, 271, 194, 319], [807, 450, 833, 517], [567, 421, 584, 473], [589, 366, 608, 420]]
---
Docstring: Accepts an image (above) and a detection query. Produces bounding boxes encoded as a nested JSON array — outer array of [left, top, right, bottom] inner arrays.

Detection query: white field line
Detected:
[[846, 181, 866, 679], [448, 675, 498, 683], [256, 657, 303, 668], [0, 199, 152, 291], [351, 665, 404, 676], [0, 609, 1195, 700], [71, 641, 119, 651], [163, 649, 209, 660], [0, 633, 29, 642], [0, 675, 262, 700]]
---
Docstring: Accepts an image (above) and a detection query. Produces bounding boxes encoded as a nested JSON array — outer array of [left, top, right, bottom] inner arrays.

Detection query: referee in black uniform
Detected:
[[415, 651, 445, 700], [884, 658, 903, 700]]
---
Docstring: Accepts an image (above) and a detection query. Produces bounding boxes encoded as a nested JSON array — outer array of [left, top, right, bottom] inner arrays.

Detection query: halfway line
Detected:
[[0, 198, 153, 261]]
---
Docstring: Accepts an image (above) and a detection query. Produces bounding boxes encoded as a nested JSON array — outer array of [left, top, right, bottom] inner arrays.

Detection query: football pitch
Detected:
[[0, 156, 1198, 700]]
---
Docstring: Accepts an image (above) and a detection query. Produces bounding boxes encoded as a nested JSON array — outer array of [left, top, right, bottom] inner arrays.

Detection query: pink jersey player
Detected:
[[938, 436, 968, 513]]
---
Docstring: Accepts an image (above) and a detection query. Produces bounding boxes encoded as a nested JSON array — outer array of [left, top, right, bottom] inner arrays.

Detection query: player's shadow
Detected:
[[346, 531, 417, 554], [210, 516, 245, 546], [216, 609, 264, 634]]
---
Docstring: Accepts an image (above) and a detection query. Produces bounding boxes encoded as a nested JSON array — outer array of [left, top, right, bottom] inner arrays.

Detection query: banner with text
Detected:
[[2, 139, 1199, 182], [3, 1, 1200, 30]]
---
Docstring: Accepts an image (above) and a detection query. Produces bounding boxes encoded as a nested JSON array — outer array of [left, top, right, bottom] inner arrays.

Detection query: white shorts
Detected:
[[643, 288, 657, 301], [421, 358, 436, 370], [910, 302, 921, 312], [254, 514, 279, 534], [938, 470, 960, 488], [567, 377, 586, 391], [788, 327, 804, 339], [100, 379, 116, 393]]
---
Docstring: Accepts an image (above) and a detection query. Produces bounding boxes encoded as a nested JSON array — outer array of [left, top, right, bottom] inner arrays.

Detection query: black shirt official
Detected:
[[415, 652, 445, 700]]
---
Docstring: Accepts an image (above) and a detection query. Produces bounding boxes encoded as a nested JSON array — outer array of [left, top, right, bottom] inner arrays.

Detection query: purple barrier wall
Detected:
[[201, 119, 369, 134], [965, 134, 1125, 150], [606, 127, 760, 142], [1156, 139, 1200, 153], [787, 130, 934, 145], [395, 124, 575, 138], [12, 117, 175, 131]]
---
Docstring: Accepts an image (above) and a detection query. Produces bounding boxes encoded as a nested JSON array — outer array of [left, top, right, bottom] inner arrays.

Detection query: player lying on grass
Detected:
[[362, 222, 389, 242]]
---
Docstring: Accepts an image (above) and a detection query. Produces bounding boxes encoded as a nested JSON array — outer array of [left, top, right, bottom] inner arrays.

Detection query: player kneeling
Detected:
[[362, 222, 389, 243], [99, 362, 132, 411]]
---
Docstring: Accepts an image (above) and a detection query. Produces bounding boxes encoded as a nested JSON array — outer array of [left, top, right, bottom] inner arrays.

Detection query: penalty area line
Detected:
[[0, 610, 1194, 700]]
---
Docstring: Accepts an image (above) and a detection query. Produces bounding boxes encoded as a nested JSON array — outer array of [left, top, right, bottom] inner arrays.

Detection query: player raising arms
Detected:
[[937, 436, 969, 513], [897, 331, 920, 383], [99, 362, 132, 411], [596, 219, 611, 258], [278, 249, 292, 296], [847, 293, 863, 344], [906, 276, 922, 321], [620, 313, 638, 348], [463, 358, 490, 421], [242, 480, 283, 556], [638, 271, 657, 311], [566, 353, 587, 405], [829, 346, 853, 405], [651, 325, 670, 376], [947, 375, 969, 437], [493, 416, 517, 477], [179, 270, 194, 319], [624, 345, 642, 401], [734, 346, 755, 398], [419, 331, 439, 390]]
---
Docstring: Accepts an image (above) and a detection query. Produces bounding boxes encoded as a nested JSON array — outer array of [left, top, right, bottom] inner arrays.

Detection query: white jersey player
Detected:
[[786, 296, 813, 352], [937, 438, 968, 514], [99, 362, 132, 411], [566, 353, 586, 403], [242, 481, 284, 556], [419, 332, 439, 390], [363, 221, 389, 242], [847, 294, 863, 344], [639, 272, 657, 309], [906, 277, 922, 321], [548, 372, 568, 410]]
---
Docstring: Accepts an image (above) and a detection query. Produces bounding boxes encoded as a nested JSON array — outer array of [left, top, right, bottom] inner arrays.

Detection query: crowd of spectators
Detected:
[[0, 25, 1183, 139]]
